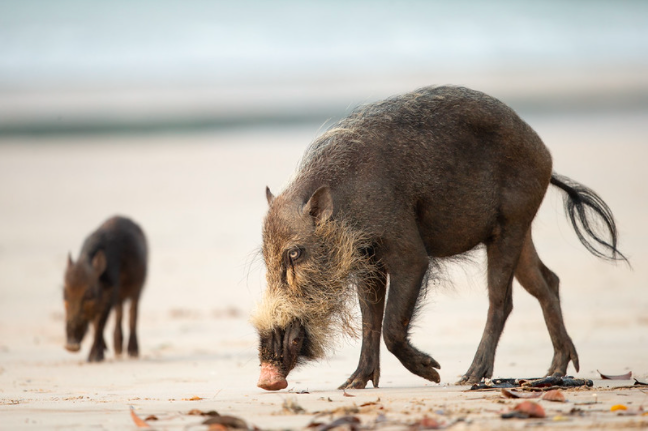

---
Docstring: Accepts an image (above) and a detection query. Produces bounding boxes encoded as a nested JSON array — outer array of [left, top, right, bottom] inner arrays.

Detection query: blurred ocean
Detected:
[[1, 0, 647, 133]]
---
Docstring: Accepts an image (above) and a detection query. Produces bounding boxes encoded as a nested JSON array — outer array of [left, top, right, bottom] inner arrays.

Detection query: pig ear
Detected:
[[67, 252, 74, 268], [266, 186, 275, 206], [304, 186, 333, 223], [91, 250, 107, 275]]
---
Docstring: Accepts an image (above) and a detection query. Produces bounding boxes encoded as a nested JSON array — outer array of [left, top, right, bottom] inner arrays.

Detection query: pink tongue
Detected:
[[257, 363, 288, 391]]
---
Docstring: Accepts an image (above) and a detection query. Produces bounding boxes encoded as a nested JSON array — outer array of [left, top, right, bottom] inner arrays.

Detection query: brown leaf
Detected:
[[282, 398, 306, 414], [203, 415, 248, 429], [183, 396, 203, 401], [144, 415, 158, 421], [188, 409, 219, 416], [542, 389, 566, 403], [501, 388, 541, 399], [415, 415, 442, 429], [129, 406, 152, 429], [504, 401, 546, 419], [359, 402, 385, 414], [598, 370, 632, 380], [316, 416, 360, 431]]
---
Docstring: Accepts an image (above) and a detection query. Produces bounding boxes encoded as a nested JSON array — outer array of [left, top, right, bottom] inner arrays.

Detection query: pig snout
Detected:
[[257, 363, 288, 391]]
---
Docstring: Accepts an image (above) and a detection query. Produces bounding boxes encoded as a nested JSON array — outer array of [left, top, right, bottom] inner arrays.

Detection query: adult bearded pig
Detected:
[[250, 85, 626, 391]]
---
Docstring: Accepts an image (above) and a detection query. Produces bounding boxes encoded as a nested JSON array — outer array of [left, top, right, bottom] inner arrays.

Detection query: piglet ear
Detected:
[[67, 252, 74, 268], [304, 186, 333, 223], [92, 250, 107, 275], [266, 186, 275, 206]]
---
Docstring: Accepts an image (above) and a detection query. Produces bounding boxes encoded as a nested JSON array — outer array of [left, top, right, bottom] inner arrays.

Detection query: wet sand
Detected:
[[0, 110, 647, 429]]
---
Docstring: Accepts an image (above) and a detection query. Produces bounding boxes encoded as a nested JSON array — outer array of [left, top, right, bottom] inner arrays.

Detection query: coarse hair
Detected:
[[250, 217, 378, 360]]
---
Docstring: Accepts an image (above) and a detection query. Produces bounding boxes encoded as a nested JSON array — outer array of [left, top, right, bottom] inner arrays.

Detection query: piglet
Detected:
[[64, 216, 147, 362]]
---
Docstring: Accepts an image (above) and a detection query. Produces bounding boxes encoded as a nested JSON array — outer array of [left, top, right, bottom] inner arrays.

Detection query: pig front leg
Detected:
[[339, 268, 387, 389], [88, 306, 111, 362], [382, 247, 441, 383]]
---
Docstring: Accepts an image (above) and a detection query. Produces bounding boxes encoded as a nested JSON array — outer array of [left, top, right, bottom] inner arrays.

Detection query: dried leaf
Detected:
[[502, 401, 546, 419], [183, 396, 203, 401], [516, 401, 546, 418], [144, 415, 158, 421], [617, 410, 641, 417], [316, 415, 360, 431], [317, 405, 360, 416], [611, 404, 628, 411], [598, 370, 633, 380], [342, 390, 355, 397], [415, 415, 442, 429], [188, 409, 219, 416], [501, 411, 530, 419], [542, 389, 566, 403], [501, 388, 541, 399], [129, 406, 152, 429], [359, 402, 385, 414], [282, 397, 306, 414], [203, 415, 248, 429], [475, 376, 591, 390]]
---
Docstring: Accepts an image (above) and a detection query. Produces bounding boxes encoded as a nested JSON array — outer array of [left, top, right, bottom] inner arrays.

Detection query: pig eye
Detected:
[[287, 247, 302, 263]]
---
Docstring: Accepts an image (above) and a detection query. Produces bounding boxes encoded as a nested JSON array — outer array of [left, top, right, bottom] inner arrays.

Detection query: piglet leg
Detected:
[[88, 307, 110, 362]]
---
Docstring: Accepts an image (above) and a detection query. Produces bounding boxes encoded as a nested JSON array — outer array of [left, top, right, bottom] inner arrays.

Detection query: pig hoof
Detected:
[[457, 374, 481, 385], [65, 343, 80, 352], [87, 351, 104, 362], [339, 379, 369, 390], [338, 370, 379, 389], [424, 368, 441, 383]]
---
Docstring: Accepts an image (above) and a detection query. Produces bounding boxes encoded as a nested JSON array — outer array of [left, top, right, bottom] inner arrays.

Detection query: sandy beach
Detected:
[[0, 108, 647, 429]]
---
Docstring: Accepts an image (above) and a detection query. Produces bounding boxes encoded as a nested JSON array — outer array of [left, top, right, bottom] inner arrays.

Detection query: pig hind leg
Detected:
[[514, 231, 579, 376], [113, 302, 124, 356], [459, 223, 529, 384], [339, 266, 387, 389], [127, 295, 140, 357]]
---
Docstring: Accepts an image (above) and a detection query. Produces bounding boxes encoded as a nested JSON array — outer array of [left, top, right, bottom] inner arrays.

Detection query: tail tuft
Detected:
[[550, 174, 628, 263]]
